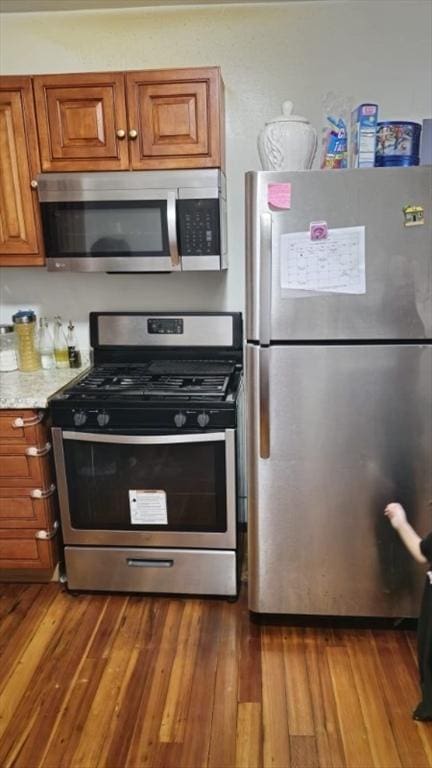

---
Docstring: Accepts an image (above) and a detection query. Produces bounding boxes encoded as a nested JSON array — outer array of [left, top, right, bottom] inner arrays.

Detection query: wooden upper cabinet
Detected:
[[33, 72, 129, 171], [126, 67, 225, 170], [32, 67, 225, 172], [0, 76, 44, 266]]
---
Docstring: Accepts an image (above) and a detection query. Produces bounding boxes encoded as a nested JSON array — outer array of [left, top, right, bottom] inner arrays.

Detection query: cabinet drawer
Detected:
[[0, 487, 56, 529], [0, 530, 56, 570], [0, 443, 52, 487], [0, 410, 46, 443]]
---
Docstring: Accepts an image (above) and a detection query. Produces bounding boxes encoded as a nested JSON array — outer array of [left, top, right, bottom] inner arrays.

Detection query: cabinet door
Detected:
[[126, 67, 224, 170], [33, 72, 129, 171], [0, 76, 44, 266]]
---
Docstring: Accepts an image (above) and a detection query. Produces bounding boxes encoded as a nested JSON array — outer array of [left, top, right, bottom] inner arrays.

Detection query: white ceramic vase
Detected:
[[257, 100, 318, 171]]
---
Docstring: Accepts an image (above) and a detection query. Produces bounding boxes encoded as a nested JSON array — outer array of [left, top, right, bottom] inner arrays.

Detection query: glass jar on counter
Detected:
[[0, 324, 18, 372], [12, 310, 41, 372]]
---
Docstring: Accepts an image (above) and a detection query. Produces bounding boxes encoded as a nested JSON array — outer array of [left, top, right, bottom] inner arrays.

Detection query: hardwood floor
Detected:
[[0, 581, 431, 768]]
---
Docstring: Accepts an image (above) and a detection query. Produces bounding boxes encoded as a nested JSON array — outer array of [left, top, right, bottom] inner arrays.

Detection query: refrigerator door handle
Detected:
[[259, 213, 272, 345], [259, 346, 270, 459]]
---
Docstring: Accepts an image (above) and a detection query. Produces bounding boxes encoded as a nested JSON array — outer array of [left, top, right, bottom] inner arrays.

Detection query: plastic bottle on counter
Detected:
[[53, 316, 69, 369], [0, 324, 18, 372], [67, 320, 82, 369], [38, 317, 55, 369], [12, 310, 41, 372]]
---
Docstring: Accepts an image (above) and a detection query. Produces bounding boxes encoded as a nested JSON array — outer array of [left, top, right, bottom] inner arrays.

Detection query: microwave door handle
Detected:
[[167, 192, 180, 269]]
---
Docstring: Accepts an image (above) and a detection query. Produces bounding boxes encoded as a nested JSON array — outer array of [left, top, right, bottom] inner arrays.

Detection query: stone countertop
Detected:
[[0, 356, 90, 409]]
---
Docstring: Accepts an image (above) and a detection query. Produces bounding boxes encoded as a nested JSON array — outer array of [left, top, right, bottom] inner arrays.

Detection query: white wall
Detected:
[[1, 0, 431, 349]]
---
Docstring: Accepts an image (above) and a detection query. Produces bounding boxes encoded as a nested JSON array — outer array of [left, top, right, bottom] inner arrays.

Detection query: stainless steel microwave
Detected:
[[37, 169, 227, 272]]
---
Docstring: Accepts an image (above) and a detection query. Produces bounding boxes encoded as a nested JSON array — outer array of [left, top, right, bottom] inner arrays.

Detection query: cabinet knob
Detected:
[[30, 179, 38, 189], [116, 129, 126, 139], [128, 129, 138, 140]]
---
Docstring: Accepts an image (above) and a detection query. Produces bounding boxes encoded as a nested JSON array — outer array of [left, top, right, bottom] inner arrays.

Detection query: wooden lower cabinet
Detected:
[[0, 409, 59, 579]]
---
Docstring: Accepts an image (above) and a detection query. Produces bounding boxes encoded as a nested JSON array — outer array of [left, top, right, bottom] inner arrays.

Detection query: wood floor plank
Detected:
[[304, 627, 346, 768], [236, 702, 262, 768], [417, 726, 432, 766], [282, 627, 315, 736], [207, 601, 239, 768], [372, 630, 430, 768], [289, 735, 319, 768], [261, 626, 291, 768], [238, 590, 262, 704], [177, 599, 224, 768], [124, 600, 184, 768], [345, 629, 402, 768], [159, 599, 203, 743], [326, 644, 374, 768]]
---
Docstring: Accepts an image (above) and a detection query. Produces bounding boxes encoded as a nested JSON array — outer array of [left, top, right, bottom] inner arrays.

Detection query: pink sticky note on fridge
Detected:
[[267, 183, 292, 209]]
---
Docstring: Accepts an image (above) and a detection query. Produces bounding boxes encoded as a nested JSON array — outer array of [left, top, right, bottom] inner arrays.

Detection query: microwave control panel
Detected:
[[177, 199, 221, 256]]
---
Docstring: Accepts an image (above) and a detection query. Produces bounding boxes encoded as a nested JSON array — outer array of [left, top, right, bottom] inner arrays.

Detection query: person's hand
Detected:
[[384, 502, 407, 530]]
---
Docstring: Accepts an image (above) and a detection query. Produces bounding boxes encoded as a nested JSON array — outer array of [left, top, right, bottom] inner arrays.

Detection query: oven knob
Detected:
[[174, 412, 187, 428], [197, 412, 210, 428], [97, 411, 110, 427], [73, 410, 87, 427]]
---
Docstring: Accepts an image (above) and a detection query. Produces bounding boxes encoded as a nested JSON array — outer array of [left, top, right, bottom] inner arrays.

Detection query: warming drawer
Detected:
[[64, 546, 237, 595]]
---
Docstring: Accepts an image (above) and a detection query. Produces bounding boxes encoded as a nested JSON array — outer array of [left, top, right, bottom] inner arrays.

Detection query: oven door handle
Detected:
[[62, 431, 226, 444], [127, 558, 174, 568]]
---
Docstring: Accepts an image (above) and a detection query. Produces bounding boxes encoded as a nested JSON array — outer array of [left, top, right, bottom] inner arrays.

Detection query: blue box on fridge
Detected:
[[350, 103, 378, 168]]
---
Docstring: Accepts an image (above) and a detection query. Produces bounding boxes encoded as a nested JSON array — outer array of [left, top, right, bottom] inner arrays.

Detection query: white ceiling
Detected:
[[0, 0, 312, 12]]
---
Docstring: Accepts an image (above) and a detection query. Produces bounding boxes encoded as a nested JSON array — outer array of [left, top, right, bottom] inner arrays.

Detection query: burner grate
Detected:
[[69, 363, 234, 400]]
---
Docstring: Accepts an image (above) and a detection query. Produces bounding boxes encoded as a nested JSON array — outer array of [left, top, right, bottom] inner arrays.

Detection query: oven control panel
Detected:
[[68, 407, 235, 430], [148, 318, 184, 335]]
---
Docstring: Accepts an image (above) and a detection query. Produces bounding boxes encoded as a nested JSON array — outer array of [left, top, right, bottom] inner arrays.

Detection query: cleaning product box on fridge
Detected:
[[350, 103, 378, 168]]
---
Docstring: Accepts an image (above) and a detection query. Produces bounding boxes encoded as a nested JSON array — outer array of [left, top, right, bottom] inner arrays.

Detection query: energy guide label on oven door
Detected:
[[128, 490, 168, 525]]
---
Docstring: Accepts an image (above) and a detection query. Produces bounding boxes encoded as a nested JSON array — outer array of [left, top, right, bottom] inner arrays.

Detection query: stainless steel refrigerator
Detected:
[[246, 166, 432, 617]]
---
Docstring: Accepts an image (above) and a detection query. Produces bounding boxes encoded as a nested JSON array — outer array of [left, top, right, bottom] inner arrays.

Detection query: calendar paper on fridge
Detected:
[[280, 226, 366, 295]]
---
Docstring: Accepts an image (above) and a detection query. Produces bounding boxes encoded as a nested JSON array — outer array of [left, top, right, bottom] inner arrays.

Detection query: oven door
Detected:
[[52, 429, 236, 549]]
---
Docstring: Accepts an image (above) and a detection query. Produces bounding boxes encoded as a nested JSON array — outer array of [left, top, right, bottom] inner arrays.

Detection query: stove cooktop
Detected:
[[68, 361, 237, 400], [49, 360, 242, 431]]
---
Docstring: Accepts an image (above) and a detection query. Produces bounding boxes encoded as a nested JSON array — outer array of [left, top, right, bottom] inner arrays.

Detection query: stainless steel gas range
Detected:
[[49, 311, 244, 597]]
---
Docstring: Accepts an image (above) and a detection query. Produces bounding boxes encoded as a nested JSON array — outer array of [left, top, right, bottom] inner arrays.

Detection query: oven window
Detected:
[[41, 200, 169, 258], [63, 439, 227, 532]]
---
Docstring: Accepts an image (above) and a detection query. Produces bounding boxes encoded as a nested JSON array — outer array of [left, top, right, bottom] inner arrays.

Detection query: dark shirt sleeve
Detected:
[[420, 532, 432, 563]]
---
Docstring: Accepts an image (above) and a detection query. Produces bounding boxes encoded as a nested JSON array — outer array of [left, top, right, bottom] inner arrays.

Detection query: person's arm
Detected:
[[384, 502, 428, 564]]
